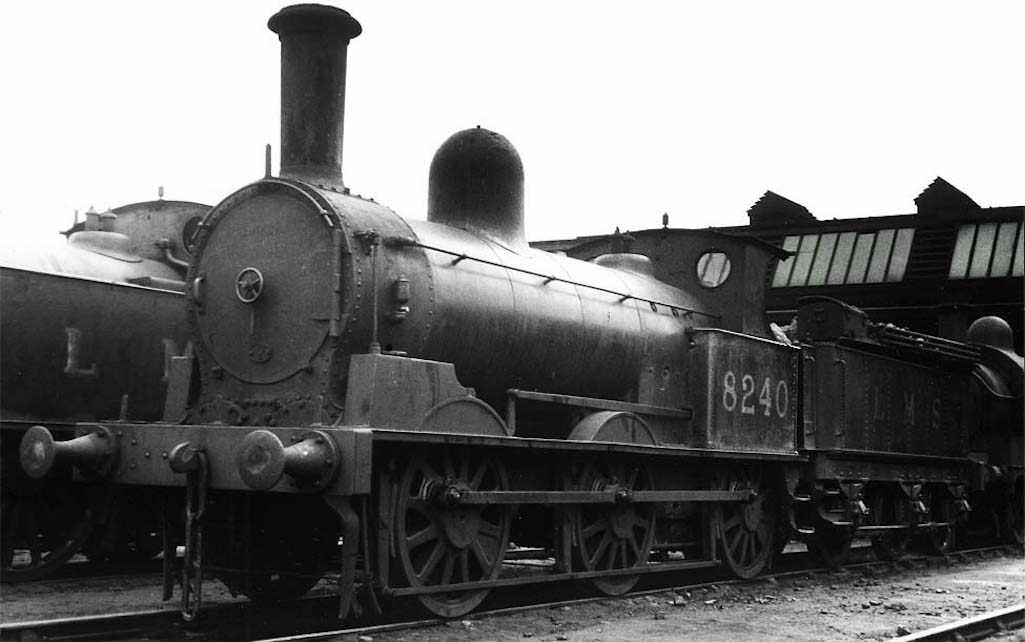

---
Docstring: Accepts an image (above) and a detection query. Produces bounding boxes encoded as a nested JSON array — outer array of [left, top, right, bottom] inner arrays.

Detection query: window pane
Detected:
[[828, 232, 857, 285], [887, 228, 915, 281], [949, 225, 976, 279], [847, 233, 875, 283], [697, 251, 731, 287], [788, 235, 819, 287], [969, 223, 998, 278], [772, 236, 801, 287], [991, 221, 1018, 277], [807, 233, 837, 286], [1014, 224, 1024, 277], [866, 229, 895, 283]]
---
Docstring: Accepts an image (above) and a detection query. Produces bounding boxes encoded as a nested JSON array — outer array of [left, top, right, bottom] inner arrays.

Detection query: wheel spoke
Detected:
[[602, 541, 615, 569], [589, 532, 613, 567], [406, 524, 440, 551], [458, 549, 470, 583], [470, 461, 487, 489], [582, 519, 606, 540], [755, 523, 770, 551], [440, 551, 455, 584], [722, 513, 742, 533], [416, 541, 445, 581], [470, 538, 493, 569], [728, 522, 745, 555], [628, 510, 651, 531], [478, 519, 500, 541]]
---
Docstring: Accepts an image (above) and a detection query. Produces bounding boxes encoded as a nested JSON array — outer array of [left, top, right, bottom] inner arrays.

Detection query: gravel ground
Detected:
[[2, 553, 1022, 642], [0, 572, 246, 622], [356, 553, 1025, 642]]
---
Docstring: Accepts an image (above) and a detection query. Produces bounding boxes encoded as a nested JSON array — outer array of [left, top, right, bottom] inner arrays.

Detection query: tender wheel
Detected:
[[807, 521, 853, 568], [1, 475, 106, 583], [392, 449, 511, 617], [569, 460, 655, 596], [868, 488, 910, 562], [715, 467, 777, 579], [918, 488, 955, 555]]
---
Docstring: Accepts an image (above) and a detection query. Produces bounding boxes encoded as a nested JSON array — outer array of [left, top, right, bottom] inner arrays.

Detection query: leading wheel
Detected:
[[206, 493, 337, 602], [569, 460, 655, 595], [392, 449, 511, 617], [715, 467, 777, 579], [1, 475, 107, 583]]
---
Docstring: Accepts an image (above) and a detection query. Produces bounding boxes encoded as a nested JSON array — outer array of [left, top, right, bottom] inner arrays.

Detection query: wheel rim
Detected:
[[570, 460, 654, 596], [1, 479, 105, 583], [716, 468, 776, 579], [394, 449, 511, 617], [868, 488, 910, 562]]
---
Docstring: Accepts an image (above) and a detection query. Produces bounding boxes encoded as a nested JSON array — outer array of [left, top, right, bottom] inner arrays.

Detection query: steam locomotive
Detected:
[[1, 199, 205, 580], [19, 4, 1022, 620]]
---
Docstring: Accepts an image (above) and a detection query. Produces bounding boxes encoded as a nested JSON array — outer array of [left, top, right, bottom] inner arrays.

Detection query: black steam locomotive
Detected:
[[19, 4, 1022, 620], [2, 199, 205, 580]]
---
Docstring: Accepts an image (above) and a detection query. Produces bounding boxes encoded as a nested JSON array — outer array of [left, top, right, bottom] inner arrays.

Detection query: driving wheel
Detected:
[[392, 449, 512, 617], [715, 467, 777, 578], [569, 459, 655, 595]]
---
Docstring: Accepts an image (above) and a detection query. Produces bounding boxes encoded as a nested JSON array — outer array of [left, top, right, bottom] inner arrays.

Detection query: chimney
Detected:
[[268, 4, 362, 186]]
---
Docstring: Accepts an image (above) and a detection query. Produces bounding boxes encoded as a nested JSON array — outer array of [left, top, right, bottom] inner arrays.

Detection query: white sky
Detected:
[[1, 1, 1022, 243]]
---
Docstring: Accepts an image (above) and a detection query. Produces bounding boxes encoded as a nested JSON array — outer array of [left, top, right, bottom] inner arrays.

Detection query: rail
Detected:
[[869, 323, 981, 363], [894, 603, 1025, 641]]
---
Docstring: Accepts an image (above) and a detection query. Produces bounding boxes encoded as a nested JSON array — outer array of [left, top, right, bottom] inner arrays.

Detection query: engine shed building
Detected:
[[531, 178, 1024, 353]]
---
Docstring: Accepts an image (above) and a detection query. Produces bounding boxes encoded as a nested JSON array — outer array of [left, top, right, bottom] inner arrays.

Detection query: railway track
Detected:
[[894, 602, 1025, 641], [2, 545, 1018, 642]]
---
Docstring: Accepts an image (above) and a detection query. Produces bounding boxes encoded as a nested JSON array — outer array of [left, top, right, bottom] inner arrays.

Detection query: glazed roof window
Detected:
[[772, 228, 915, 288], [948, 221, 1024, 279]]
